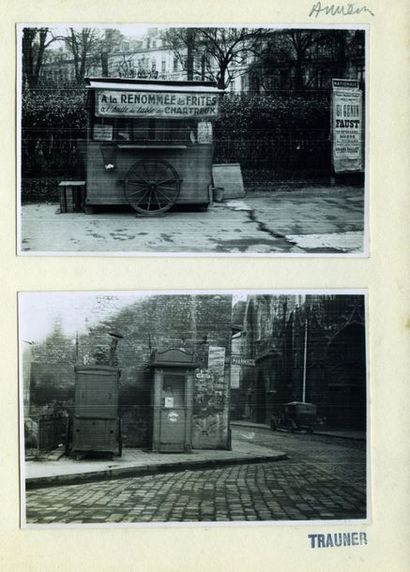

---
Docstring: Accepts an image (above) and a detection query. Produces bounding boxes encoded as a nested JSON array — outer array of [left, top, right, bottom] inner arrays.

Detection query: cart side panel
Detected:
[[72, 418, 118, 453], [85, 143, 213, 206]]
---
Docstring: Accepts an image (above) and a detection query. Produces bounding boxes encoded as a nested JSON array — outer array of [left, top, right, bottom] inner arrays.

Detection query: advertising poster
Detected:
[[332, 79, 364, 173]]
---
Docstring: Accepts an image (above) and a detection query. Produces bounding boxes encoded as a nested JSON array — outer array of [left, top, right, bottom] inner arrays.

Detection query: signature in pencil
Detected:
[[309, 2, 375, 18]]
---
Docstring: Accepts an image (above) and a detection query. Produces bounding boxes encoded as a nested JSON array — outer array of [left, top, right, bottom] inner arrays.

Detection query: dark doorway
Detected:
[[255, 372, 266, 424]]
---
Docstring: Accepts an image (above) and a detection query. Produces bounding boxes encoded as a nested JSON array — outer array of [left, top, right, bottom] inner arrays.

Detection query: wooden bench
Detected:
[[59, 181, 86, 213]]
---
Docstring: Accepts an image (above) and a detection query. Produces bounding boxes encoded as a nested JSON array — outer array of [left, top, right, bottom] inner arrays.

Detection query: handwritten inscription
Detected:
[[309, 2, 374, 17]]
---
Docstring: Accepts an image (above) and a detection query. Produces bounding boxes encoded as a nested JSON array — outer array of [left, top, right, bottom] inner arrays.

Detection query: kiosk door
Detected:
[[151, 348, 197, 453], [159, 373, 187, 452], [152, 367, 194, 453]]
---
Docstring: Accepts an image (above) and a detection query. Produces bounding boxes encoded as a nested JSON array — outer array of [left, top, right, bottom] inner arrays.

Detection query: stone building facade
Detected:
[[37, 27, 365, 94], [230, 294, 366, 430], [38, 28, 189, 86]]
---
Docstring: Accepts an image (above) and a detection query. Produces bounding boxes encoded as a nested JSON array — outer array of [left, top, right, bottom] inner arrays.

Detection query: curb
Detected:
[[231, 422, 366, 441], [313, 431, 366, 441], [26, 452, 288, 490]]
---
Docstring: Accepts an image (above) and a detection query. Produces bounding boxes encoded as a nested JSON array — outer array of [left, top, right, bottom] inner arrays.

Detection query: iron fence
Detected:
[[21, 88, 333, 200]]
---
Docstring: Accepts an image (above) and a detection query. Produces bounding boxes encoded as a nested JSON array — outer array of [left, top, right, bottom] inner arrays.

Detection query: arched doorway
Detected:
[[325, 322, 366, 429]]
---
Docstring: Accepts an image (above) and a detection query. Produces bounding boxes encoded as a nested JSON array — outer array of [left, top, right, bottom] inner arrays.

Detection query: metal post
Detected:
[[302, 319, 308, 403], [75, 331, 79, 363]]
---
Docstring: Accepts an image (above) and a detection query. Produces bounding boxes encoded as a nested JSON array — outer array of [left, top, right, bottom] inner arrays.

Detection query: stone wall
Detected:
[[28, 294, 233, 449], [192, 368, 230, 449]]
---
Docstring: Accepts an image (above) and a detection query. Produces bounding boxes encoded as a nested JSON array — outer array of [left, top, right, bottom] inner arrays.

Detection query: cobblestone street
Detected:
[[25, 431, 366, 524]]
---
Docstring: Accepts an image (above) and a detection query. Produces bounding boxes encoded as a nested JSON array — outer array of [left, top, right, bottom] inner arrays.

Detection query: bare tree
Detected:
[[65, 28, 102, 83], [22, 27, 59, 88], [249, 29, 364, 91], [163, 27, 267, 89]]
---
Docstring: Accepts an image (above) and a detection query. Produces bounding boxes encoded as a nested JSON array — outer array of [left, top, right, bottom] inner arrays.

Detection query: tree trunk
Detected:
[[186, 29, 195, 80], [217, 64, 227, 90], [22, 28, 49, 88], [22, 29, 36, 88], [101, 52, 109, 77], [33, 29, 48, 87], [294, 58, 304, 91], [200, 53, 206, 81]]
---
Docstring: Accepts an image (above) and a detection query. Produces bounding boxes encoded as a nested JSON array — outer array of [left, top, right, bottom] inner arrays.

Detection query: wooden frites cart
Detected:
[[79, 77, 224, 216]]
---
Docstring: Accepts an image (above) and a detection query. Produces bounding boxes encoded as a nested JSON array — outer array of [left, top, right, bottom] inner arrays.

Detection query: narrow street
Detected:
[[26, 429, 366, 525]]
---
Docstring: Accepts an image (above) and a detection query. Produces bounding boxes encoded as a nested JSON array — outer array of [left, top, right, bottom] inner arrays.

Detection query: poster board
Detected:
[[331, 79, 364, 173], [212, 163, 246, 199]]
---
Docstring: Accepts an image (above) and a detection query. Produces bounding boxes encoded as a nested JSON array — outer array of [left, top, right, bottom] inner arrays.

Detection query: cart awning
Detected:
[[87, 78, 224, 94]]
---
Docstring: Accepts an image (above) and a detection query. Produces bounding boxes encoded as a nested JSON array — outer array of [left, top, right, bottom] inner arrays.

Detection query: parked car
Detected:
[[271, 401, 317, 433]]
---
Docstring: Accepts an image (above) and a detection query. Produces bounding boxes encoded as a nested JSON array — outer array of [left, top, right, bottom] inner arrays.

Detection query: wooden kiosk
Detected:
[[71, 365, 122, 458], [80, 77, 224, 216], [150, 348, 199, 453]]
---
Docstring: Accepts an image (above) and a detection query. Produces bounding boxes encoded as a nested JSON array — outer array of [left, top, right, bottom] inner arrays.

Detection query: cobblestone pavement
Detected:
[[26, 432, 366, 524], [232, 428, 367, 489]]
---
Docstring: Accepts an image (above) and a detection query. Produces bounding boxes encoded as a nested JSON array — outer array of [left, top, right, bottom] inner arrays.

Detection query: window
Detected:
[[241, 75, 249, 92], [173, 57, 178, 72], [113, 117, 196, 145], [161, 60, 166, 73]]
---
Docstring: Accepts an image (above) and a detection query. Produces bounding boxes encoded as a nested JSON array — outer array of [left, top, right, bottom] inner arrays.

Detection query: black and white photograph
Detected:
[[20, 290, 368, 526], [19, 25, 367, 256]]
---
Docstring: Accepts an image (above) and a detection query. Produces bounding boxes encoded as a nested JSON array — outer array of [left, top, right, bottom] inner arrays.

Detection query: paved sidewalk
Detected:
[[231, 420, 366, 441], [20, 186, 364, 254], [25, 438, 287, 489]]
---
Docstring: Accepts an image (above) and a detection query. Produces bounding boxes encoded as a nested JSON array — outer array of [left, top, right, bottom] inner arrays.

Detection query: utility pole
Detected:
[[302, 318, 308, 402]]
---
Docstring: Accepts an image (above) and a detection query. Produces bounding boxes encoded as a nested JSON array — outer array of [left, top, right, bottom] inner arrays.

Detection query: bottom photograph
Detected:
[[19, 291, 368, 526]]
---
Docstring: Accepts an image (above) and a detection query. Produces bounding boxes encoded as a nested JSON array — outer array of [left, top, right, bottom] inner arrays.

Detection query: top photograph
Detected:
[[17, 24, 367, 256]]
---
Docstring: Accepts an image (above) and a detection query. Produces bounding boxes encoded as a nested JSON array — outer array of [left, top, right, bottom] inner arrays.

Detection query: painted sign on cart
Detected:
[[332, 79, 363, 173], [95, 90, 219, 118], [197, 121, 213, 144], [93, 124, 113, 141]]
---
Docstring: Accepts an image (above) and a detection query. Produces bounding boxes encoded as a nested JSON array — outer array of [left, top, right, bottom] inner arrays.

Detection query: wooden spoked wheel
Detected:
[[124, 159, 181, 216]]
